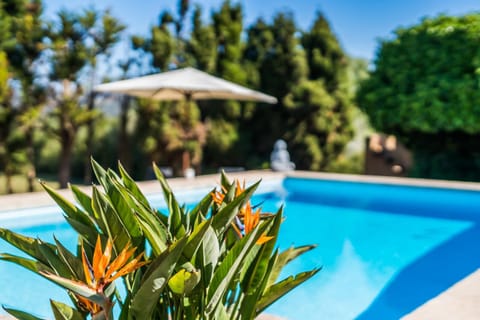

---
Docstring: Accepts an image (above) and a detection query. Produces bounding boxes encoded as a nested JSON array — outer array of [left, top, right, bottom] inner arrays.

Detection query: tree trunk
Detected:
[[25, 128, 36, 192], [83, 91, 96, 184], [59, 134, 73, 189], [5, 167, 13, 194], [118, 95, 131, 170]]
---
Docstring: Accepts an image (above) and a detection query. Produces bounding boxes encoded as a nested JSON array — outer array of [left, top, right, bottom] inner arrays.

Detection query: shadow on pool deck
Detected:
[[356, 224, 480, 320]]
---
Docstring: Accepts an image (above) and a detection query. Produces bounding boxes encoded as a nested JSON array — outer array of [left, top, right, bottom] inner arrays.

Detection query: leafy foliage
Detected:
[[357, 13, 480, 180], [0, 160, 319, 319]]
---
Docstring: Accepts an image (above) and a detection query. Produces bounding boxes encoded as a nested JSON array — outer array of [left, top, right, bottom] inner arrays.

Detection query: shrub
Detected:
[[0, 159, 319, 319]]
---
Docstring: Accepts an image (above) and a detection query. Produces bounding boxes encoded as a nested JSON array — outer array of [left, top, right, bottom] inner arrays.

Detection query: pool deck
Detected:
[[1, 170, 480, 319]]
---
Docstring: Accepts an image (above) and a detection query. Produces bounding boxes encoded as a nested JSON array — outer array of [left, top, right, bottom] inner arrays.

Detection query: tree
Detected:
[[4, 0, 46, 192], [187, 5, 216, 73], [0, 52, 21, 193], [286, 12, 353, 170], [357, 14, 480, 180], [242, 12, 307, 165], [81, 8, 125, 183], [46, 10, 97, 188], [201, 0, 247, 168], [132, 0, 205, 175]]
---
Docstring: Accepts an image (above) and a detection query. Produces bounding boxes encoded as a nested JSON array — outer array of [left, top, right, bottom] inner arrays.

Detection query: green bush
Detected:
[[0, 160, 319, 319]]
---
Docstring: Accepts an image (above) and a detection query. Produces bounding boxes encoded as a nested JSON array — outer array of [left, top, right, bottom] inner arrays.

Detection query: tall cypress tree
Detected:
[[187, 5, 216, 73], [285, 12, 353, 170], [242, 12, 308, 165], [200, 0, 247, 168]]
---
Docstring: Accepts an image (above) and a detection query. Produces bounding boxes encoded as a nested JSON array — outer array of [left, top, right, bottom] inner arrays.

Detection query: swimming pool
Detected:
[[1, 176, 480, 319]]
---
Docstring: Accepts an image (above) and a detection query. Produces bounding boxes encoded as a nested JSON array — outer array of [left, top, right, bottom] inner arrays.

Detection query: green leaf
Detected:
[[63, 217, 97, 247], [91, 158, 108, 187], [0, 253, 51, 274], [206, 219, 269, 315], [3, 307, 45, 320], [69, 184, 94, 217], [198, 226, 220, 284], [242, 207, 283, 294], [41, 182, 93, 228], [0, 228, 40, 259], [182, 219, 212, 261], [134, 204, 168, 255], [267, 244, 317, 287], [118, 161, 150, 208], [104, 174, 143, 239], [53, 237, 84, 280], [220, 170, 231, 190], [188, 189, 213, 225], [130, 236, 188, 318], [50, 300, 84, 320], [37, 242, 72, 278], [256, 269, 321, 313], [239, 249, 278, 319], [91, 186, 130, 252], [168, 268, 201, 295], [41, 272, 109, 307]]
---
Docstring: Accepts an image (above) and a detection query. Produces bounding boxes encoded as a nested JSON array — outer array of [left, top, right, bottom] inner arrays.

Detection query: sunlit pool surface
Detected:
[[2, 177, 480, 319]]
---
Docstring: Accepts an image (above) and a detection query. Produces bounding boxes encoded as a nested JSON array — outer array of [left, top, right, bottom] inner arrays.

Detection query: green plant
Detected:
[[0, 159, 319, 319]]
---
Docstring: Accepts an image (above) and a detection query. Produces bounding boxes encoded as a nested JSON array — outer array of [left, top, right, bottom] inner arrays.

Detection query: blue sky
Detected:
[[44, 0, 480, 61]]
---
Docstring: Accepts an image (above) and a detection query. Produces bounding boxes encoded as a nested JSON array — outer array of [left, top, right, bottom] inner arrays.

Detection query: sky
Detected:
[[43, 0, 480, 61]]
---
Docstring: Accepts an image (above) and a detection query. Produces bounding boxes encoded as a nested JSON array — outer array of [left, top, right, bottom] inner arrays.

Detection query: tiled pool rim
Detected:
[[1, 169, 480, 319]]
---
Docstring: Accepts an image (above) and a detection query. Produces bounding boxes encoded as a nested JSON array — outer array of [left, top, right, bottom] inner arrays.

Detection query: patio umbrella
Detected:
[[94, 67, 277, 103], [94, 67, 277, 175]]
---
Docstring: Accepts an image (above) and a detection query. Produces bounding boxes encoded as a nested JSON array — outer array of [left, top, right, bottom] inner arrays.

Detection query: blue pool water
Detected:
[[1, 177, 480, 319]]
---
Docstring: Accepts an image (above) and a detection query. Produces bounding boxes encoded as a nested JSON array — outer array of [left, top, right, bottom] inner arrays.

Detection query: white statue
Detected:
[[270, 139, 295, 171]]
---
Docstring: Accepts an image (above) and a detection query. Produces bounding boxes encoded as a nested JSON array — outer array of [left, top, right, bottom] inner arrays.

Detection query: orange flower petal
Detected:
[[256, 235, 274, 245], [81, 244, 93, 286], [92, 236, 104, 281]]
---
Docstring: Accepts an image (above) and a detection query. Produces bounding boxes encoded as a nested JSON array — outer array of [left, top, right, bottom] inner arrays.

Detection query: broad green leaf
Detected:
[[37, 242, 72, 278], [0, 253, 51, 274], [41, 272, 108, 307], [182, 219, 212, 261], [118, 161, 150, 208], [92, 186, 129, 252], [69, 184, 94, 217], [130, 236, 188, 318], [168, 268, 200, 295], [167, 193, 186, 239], [213, 303, 230, 320], [0, 228, 39, 259], [188, 189, 213, 225], [198, 226, 220, 284], [53, 237, 84, 280], [50, 300, 84, 320], [134, 204, 168, 255], [41, 182, 93, 228], [91, 158, 108, 187], [220, 170, 231, 190], [267, 244, 317, 287], [239, 248, 277, 319], [206, 220, 269, 315], [63, 217, 97, 247], [256, 269, 321, 313], [3, 307, 45, 320], [242, 207, 283, 294], [105, 174, 143, 239]]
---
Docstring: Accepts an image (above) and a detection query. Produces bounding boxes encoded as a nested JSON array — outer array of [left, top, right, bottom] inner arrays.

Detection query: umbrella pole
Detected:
[[182, 93, 193, 177]]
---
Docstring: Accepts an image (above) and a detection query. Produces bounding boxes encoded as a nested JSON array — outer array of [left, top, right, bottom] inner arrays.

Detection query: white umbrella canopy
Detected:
[[94, 67, 277, 104]]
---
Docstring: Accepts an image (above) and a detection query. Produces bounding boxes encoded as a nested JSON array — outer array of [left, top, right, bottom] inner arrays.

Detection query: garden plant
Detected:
[[0, 159, 319, 319]]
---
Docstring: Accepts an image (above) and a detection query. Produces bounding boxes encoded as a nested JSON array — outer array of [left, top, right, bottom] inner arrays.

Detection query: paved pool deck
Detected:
[[1, 170, 480, 319]]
